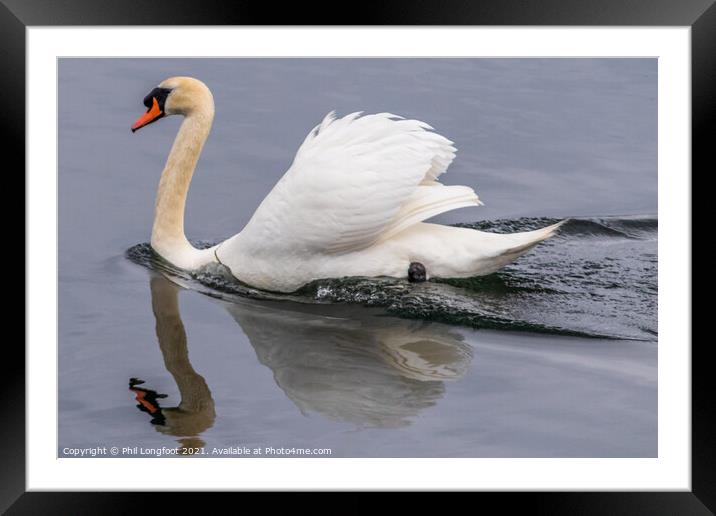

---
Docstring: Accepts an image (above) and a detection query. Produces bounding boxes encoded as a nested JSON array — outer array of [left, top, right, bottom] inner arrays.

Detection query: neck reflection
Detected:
[[130, 274, 216, 448]]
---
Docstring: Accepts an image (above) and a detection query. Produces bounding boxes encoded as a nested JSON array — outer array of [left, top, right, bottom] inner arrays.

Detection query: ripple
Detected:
[[126, 216, 657, 341]]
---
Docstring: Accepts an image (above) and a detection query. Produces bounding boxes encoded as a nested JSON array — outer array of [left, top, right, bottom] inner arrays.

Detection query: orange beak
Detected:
[[131, 97, 163, 132]]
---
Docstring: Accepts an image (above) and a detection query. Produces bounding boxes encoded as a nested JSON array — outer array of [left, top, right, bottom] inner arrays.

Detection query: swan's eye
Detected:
[[142, 87, 172, 111]]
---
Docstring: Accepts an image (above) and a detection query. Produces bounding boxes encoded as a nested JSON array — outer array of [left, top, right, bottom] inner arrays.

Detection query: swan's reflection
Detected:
[[139, 273, 473, 435], [131, 274, 216, 448], [223, 299, 473, 428]]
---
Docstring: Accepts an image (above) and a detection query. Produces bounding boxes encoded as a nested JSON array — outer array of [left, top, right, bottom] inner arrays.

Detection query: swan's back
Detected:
[[220, 112, 480, 256]]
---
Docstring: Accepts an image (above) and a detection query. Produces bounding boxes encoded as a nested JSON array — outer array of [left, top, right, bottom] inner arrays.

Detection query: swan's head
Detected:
[[131, 76, 214, 132]]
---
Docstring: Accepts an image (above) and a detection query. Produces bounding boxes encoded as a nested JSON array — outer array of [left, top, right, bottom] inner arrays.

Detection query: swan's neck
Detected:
[[151, 109, 217, 269]]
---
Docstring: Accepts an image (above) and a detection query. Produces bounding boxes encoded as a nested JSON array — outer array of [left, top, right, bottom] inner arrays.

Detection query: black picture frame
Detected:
[[7, 0, 708, 512]]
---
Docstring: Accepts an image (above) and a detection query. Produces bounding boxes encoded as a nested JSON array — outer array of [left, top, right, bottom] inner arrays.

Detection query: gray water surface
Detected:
[[59, 58, 657, 457]]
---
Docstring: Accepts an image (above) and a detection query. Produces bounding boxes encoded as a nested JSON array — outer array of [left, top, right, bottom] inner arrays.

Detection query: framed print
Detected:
[[8, 0, 710, 512]]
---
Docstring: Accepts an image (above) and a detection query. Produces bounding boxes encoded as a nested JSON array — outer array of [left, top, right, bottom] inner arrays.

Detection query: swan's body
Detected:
[[134, 76, 564, 293]]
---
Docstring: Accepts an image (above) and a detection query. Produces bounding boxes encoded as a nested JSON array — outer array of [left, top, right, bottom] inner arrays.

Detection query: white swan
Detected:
[[132, 76, 564, 293]]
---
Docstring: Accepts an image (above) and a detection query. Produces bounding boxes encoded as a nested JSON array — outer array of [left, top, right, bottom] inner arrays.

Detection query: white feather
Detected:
[[223, 112, 476, 257]]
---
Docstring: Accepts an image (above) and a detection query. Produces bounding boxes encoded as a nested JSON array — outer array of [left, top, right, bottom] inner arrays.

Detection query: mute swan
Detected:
[[132, 76, 564, 293]]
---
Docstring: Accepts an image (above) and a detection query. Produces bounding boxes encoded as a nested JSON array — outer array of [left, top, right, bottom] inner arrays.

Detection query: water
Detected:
[[59, 58, 657, 457]]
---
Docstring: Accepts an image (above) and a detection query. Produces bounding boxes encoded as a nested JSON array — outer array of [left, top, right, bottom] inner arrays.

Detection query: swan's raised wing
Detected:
[[222, 112, 481, 257]]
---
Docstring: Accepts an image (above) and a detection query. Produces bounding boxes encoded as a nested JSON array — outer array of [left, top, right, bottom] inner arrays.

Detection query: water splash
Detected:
[[126, 216, 657, 341]]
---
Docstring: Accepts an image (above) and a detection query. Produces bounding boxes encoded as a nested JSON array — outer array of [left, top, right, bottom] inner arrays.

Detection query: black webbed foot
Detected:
[[408, 262, 427, 283]]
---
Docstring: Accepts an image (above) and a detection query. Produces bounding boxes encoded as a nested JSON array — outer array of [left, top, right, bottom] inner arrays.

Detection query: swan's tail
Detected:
[[386, 219, 568, 280], [501, 219, 567, 255], [470, 219, 568, 275]]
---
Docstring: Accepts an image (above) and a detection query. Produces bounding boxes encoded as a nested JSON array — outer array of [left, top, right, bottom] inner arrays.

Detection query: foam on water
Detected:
[[126, 216, 657, 341]]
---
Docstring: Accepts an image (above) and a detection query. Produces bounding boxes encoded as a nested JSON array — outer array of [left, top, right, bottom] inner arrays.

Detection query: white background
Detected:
[[27, 27, 690, 490]]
